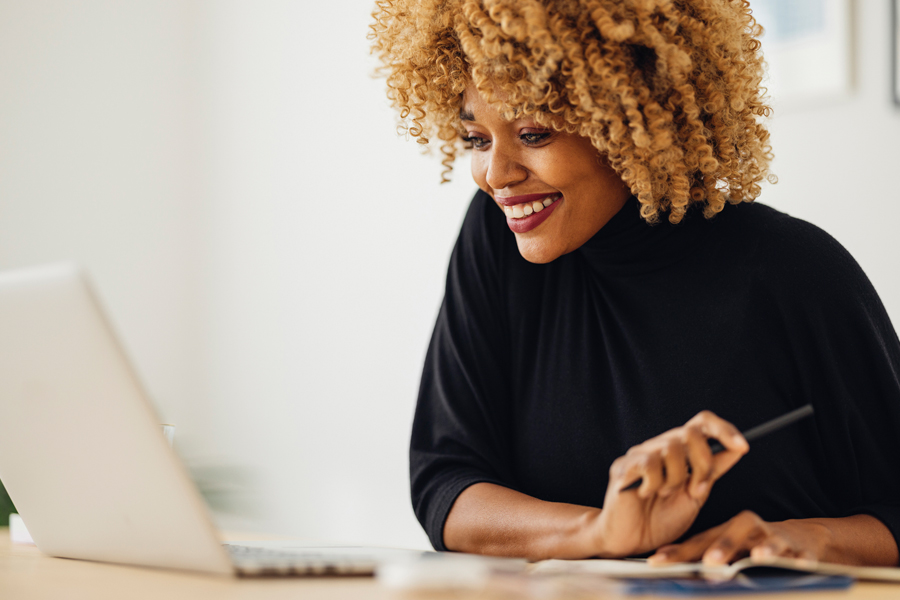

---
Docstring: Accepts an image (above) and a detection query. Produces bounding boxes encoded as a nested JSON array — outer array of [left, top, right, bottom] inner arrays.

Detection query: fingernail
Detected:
[[706, 549, 724, 563], [694, 481, 709, 497]]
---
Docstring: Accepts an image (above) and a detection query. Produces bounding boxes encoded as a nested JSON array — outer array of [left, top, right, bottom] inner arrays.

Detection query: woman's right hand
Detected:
[[589, 410, 749, 558]]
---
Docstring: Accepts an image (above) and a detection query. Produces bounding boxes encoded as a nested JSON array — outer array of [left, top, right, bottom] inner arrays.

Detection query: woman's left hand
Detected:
[[648, 511, 830, 565]]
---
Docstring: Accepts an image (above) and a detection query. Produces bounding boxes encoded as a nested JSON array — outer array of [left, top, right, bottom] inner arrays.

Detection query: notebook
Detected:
[[531, 555, 900, 582]]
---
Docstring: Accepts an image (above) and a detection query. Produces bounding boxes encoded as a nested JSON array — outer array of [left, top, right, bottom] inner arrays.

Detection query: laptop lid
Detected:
[[0, 263, 233, 575]]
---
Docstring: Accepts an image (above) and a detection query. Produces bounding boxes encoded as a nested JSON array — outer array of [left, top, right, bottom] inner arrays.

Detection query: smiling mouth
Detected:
[[500, 194, 562, 219]]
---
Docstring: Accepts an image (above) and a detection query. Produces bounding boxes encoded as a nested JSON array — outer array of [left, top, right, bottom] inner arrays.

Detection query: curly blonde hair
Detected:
[[370, 0, 774, 223]]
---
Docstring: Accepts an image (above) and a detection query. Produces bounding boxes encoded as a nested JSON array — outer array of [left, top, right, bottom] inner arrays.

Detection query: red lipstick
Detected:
[[503, 196, 562, 234]]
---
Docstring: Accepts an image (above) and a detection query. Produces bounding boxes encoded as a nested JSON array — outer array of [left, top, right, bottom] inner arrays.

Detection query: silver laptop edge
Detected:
[[0, 263, 235, 575]]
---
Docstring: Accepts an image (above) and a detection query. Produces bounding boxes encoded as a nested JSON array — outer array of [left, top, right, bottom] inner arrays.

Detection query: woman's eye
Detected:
[[463, 135, 489, 150], [462, 131, 549, 149], [520, 131, 551, 145]]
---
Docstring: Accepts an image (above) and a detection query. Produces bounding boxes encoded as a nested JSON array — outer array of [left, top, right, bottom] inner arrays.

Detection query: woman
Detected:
[[371, 0, 900, 565]]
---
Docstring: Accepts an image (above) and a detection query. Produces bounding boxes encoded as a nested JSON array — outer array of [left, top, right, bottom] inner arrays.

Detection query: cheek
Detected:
[[532, 158, 577, 192], [532, 145, 583, 179], [539, 153, 605, 196]]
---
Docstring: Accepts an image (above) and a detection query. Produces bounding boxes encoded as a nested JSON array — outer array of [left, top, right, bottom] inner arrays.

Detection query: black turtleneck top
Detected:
[[410, 190, 900, 553]]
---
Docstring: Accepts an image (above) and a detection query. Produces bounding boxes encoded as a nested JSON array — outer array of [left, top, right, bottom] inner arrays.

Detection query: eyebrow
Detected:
[[459, 108, 475, 122]]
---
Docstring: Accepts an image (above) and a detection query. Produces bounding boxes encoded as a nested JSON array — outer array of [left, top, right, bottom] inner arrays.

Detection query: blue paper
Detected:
[[622, 574, 854, 596]]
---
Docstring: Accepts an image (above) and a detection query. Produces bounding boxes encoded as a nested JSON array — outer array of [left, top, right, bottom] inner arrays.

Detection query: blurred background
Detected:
[[0, 1, 897, 551]]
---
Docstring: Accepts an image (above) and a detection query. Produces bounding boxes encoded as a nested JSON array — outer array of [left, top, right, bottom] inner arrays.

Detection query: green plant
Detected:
[[0, 479, 16, 524]]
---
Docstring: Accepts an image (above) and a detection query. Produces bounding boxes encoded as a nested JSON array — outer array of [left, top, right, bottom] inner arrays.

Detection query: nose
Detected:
[[484, 145, 528, 191]]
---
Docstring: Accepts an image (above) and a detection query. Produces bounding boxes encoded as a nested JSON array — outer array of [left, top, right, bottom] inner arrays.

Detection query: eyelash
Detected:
[[462, 132, 552, 150]]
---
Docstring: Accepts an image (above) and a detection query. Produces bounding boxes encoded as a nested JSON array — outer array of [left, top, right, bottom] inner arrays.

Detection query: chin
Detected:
[[515, 238, 565, 264]]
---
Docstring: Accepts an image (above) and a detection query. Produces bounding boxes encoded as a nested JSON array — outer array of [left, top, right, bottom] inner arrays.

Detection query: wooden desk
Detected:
[[0, 529, 395, 600], [2, 528, 899, 599]]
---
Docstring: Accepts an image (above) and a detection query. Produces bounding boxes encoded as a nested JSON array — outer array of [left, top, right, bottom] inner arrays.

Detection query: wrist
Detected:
[[574, 507, 607, 558], [536, 505, 604, 561], [785, 515, 898, 566]]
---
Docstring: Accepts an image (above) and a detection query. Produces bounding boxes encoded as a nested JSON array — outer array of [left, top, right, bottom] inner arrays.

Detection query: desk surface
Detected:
[[2, 528, 899, 600]]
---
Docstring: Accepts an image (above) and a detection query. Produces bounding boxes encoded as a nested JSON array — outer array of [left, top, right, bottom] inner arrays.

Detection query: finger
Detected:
[[710, 445, 745, 482], [648, 524, 727, 564], [683, 425, 714, 499], [688, 411, 750, 483], [702, 511, 766, 566], [749, 535, 791, 560], [659, 440, 688, 497], [609, 453, 646, 493], [689, 409, 750, 456], [637, 453, 665, 499], [796, 549, 817, 562]]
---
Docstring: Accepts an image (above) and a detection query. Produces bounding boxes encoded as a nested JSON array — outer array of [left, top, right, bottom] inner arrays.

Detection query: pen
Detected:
[[620, 404, 815, 492]]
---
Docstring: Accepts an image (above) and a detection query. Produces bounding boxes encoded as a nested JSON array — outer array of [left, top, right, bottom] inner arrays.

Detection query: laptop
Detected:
[[0, 263, 426, 576]]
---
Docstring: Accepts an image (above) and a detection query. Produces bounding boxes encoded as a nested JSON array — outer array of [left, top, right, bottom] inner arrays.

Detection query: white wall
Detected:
[[0, 2, 206, 450], [0, 0, 897, 551], [189, 0, 473, 548]]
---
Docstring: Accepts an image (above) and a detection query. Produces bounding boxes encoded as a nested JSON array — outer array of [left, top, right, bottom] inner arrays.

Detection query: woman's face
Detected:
[[462, 84, 631, 263]]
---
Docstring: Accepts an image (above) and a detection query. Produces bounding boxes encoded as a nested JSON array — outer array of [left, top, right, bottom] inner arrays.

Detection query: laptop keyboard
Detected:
[[223, 544, 379, 576]]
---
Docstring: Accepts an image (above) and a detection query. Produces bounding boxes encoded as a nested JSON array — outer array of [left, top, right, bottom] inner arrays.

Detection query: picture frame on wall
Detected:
[[751, 0, 852, 108]]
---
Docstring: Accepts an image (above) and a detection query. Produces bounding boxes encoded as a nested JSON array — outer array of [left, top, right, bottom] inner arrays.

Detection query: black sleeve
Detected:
[[409, 191, 517, 551], [762, 214, 900, 549]]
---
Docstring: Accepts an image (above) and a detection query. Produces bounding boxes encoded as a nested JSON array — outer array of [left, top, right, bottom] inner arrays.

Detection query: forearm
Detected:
[[443, 482, 602, 561], [794, 514, 899, 567]]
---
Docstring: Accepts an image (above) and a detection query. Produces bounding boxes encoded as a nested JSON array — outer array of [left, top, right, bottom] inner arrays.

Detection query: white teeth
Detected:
[[503, 195, 560, 219]]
